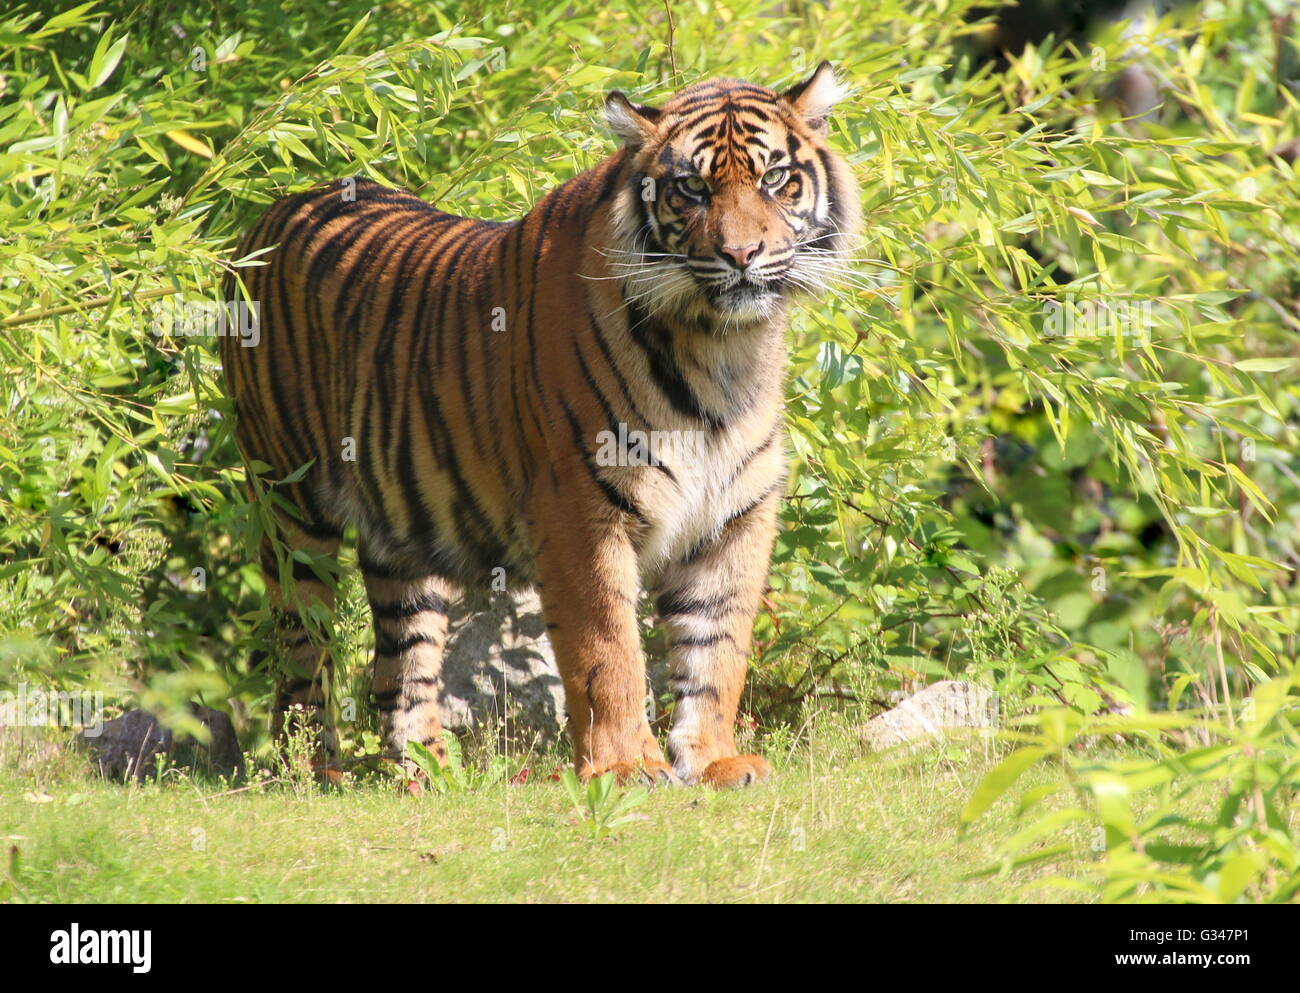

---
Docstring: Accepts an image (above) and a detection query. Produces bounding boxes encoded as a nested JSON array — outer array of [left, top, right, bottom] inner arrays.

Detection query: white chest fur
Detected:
[[626, 420, 782, 575]]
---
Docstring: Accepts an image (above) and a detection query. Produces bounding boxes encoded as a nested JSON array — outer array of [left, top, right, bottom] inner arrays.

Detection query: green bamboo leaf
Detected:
[[89, 31, 128, 89], [961, 747, 1046, 827], [1232, 357, 1292, 373]]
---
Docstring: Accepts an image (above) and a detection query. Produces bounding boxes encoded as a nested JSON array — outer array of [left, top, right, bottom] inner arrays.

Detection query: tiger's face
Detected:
[[604, 63, 861, 328]]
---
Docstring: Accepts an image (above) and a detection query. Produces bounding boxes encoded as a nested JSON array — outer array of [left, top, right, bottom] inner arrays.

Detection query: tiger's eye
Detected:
[[678, 175, 708, 197], [761, 167, 790, 190]]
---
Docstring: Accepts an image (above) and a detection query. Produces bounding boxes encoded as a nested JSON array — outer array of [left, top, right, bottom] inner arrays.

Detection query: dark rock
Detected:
[[80, 705, 243, 781], [179, 706, 244, 777]]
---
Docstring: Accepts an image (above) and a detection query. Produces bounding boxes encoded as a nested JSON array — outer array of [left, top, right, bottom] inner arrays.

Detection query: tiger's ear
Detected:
[[781, 61, 848, 135], [605, 92, 661, 147]]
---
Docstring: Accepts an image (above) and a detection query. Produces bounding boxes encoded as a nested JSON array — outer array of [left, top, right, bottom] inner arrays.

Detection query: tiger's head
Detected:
[[603, 63, 861, 329]]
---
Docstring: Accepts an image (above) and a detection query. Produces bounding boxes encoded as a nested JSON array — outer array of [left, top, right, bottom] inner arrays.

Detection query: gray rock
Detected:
[[439, 584, 670, 743], [433, 590, 672, 742], [438, 588, 566, 742], [80, 705, 243, 781], [861, 680, 999, 751]]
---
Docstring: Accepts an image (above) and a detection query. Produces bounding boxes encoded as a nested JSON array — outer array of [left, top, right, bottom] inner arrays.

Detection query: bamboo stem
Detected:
[[3, 286, 181, 329]]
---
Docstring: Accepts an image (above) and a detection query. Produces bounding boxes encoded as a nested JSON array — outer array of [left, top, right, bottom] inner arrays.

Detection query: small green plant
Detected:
[[0, 844, 24, 903], [406, 733, 506, 794], [278, 705, 320, 797], [759, 722, 799, 770], [559, 769, 649, 840]]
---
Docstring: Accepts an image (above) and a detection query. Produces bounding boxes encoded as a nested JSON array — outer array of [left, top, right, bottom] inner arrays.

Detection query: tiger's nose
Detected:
[[719, 241, 763, 269]]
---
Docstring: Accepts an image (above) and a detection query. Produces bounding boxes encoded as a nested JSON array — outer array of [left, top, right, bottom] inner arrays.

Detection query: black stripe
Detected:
[[507, 219, 536, 491], [625, 301, 722, 428], [290, 557, 330, 583], [592, 151, 628, 207], [418, 351, 509, 568], [657, 589, 737, 619], [262, 207, 329, 479], [559, 398, 647, 524], [397, 219, 485, 542], [296, 518, 342, 541], [721, 480, 782, 529], [371, 214, 461, 474], [358, 551, 409, 581], [573, 340, 675, 483], [450, 225, 504, 470], [374, 630, 441, 657], [681, 480, 782, 565], [396, 694, 437, 710], [477, 227, 512, 484], [369, 590, 450, 620], [673, 684, 721, 702], [670, 633, 734, 649], [722, 423, 780, 490], [587, 312, 654, 429], [520, 189, 565, 443], [338, 215, 432, 519]]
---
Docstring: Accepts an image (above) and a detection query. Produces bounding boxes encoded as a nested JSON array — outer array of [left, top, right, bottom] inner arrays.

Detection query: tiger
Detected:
[[219, 62, 860, 788]]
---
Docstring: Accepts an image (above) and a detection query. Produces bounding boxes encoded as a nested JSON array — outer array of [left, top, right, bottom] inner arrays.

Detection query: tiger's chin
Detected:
[[625, 266, 788, 332], [710, 284, 785, 326], [660, 283, 786, 332]]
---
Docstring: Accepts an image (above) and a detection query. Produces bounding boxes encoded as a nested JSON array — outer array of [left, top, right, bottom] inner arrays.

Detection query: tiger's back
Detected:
[[222, 178, 563, 584]]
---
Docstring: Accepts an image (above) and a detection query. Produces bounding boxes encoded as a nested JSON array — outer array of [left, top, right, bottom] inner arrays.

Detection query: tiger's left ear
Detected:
[[605, 92, 661, 148], [780, 61, 848, 135]]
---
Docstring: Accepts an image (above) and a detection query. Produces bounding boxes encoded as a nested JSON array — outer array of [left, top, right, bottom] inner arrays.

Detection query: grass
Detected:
[[0, 722, 1117, 903]]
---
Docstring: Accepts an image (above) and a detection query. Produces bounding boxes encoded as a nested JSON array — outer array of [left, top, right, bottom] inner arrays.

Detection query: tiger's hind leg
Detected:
[[258, 519, 343, 767], [359, 555, 455, 767]]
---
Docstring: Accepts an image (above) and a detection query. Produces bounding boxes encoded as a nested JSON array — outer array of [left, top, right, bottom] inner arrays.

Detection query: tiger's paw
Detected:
[[700, 754, 771, 789], [587, 759, 680, 787], [312, 762, 347, 787]]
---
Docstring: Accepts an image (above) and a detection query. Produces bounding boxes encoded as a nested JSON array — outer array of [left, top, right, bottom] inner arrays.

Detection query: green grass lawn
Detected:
[[1, 729, 1108, 903]]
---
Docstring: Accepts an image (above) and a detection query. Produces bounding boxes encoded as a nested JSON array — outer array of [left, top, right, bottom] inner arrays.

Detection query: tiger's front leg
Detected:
[[656, 488, 780, 787], [532, 515, 675, 786]]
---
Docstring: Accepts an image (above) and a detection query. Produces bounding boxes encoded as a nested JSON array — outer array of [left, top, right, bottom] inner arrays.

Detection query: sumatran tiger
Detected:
[[220, 63, 860, 788]]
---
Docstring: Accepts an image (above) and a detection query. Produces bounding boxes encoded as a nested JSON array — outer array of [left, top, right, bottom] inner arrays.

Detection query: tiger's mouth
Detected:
[[712, 279, 778, 305], [698, 269, 789, 323], [604, 249, 797, 328]]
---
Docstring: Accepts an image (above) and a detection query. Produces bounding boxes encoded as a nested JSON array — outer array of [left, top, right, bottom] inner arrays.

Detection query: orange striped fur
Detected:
[[221, 64, 860, 787]]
